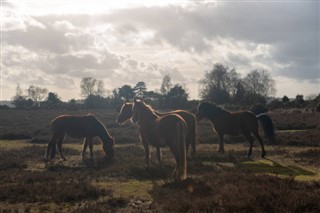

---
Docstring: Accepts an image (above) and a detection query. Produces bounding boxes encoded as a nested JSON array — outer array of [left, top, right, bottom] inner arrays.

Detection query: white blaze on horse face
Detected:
[[196, 109, 205, 121], [131, 105, 139, 123], [117, 105, 128, 123]]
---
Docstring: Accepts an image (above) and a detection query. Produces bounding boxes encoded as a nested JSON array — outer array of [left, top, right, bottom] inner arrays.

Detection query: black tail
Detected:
[[257, 113, 276, 144]]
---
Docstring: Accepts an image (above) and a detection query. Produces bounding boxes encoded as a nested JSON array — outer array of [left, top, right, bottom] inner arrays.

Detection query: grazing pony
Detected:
[[196, 102, 275, 158], [44, 114, 115, 161], [131, 99, 187, 180], [116, 102, 196, 164]]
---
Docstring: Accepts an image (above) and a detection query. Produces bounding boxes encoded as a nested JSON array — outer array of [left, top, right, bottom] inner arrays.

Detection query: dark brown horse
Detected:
[[116, 102, 196, 164], [131, 99, 187, 180], [196, 102, 275, 158], [44, 114, 115, 161]]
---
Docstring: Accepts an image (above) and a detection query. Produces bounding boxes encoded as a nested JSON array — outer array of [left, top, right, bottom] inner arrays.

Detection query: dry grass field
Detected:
[[0, 108, 319, 212]]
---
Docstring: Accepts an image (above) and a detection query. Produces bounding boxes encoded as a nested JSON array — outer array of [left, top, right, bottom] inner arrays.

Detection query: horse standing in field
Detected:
[[44, 114, 115, 161], [196, 102, 275, 158], [116, 102, 196, 167], [131, 99, 188, 180]]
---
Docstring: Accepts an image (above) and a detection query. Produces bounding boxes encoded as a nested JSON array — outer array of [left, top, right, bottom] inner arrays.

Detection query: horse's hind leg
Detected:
[[57, 135, 67, 161], [218, 133, 225, 153], [242, 132, 255, 158], [252, 130, 266, 158], [156, 147, 163, 168]]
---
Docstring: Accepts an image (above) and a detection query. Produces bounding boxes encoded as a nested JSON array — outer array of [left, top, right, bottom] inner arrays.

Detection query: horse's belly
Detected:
[[156, 137, 167, 147], [224, 128, 241, 136]]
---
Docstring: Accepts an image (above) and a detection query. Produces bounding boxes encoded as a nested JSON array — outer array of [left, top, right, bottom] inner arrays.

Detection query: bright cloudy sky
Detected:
[[1, 0, 319, 101]]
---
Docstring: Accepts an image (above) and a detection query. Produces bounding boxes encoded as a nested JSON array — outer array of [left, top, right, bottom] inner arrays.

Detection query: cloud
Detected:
[[1, 2, 319, 100], [100, 2, 319, 81], [2, 2, 46, 31]]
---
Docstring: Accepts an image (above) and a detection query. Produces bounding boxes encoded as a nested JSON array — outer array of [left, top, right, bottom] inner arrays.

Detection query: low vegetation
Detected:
[[0, 109, 319, 212]]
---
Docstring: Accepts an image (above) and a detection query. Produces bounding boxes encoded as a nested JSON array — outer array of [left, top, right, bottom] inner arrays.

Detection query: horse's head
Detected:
[[196, 102, 214, 121], [131, 98, 143, 124], [102, 137, 115, 159], [116, 102, 133, 124]]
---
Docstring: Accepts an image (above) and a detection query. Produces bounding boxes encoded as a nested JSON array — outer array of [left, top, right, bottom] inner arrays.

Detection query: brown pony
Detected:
[[44, 114, 115, 161], [131, 99, 187, 180], [196, 102, 274, 158], [116, 102, 196, 163]]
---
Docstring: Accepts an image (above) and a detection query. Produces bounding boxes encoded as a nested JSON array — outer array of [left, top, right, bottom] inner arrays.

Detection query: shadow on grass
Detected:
[[129, 166, 172, 181], [45, 157, 114, 173], [237, 158, 316, 177]]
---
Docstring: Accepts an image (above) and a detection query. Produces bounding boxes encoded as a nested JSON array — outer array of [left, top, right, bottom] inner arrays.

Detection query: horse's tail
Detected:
[[177, 120, 187, 180], [257, 114, 276, 144]]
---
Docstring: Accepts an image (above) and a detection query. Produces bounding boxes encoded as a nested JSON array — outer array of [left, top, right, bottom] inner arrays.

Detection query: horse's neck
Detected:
[[139, 109, 158, 127], [97, 124, 112, 140], [208, 107, 230, 121]]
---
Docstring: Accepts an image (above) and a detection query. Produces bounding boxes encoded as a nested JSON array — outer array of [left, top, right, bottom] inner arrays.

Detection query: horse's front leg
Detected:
[[57, 135, 67, 161], [44, 135, 57, 161], [156, 147, 163, 168], [81, 138, 89, 160], [88, 139, 94, 159], [218, 133, 225, 153], [140, 132, 150, 168]]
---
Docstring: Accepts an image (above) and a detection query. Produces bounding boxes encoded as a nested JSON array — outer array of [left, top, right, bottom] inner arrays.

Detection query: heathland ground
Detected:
[[0, 108, 319, 212]]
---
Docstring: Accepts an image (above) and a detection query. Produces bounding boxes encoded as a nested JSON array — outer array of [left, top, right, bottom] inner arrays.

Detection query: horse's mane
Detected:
[[87, 114, 113, 139], [136, 101, 158, 117], [201, 102, 230, 116]]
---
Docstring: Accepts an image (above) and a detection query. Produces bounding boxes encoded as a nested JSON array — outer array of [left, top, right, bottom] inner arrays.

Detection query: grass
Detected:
[[0, 140, 319, 212]]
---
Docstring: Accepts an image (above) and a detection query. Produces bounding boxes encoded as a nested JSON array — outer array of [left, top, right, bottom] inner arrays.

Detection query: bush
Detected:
[[316, 103, 320, 112]]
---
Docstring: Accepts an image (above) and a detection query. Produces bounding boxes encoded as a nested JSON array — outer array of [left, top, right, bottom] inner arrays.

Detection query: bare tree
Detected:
[[199, 63, 235, 103], [96, 80, 106, 96], [27, 85, 48, 106], [80, 77, 106, 98], [80, 77, 97, 97], [244, 69, 276, 97]]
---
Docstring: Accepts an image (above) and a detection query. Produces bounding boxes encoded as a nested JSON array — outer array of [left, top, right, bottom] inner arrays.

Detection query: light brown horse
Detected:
[[196, 102, 275, 158], [44, 114, 115, 161], [116, 102, 196, 166], [131, 99, 187, 180]]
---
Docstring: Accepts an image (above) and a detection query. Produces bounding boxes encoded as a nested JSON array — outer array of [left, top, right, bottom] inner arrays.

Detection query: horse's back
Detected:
[[156, 114, 187, 140], [51, 114, 99, 138], [157, 110, 195, 123], [216, 111, 258, 135]]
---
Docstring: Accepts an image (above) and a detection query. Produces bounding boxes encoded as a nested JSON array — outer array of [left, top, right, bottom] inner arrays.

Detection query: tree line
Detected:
[[10, 74, 190, 110], [8, 63, 320, 111]]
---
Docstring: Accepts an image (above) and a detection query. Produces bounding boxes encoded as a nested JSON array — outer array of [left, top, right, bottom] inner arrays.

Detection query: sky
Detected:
[[1, 0, 319, 101]]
